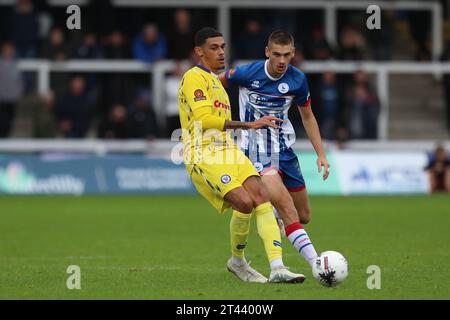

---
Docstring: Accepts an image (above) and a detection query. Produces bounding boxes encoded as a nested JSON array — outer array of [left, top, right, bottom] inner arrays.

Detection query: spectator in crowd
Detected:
[[41, 26, 69, 61], [128, 89, 158, 140], [319, 71, 338, 139], [25, 90, 60, 138], [235, 19, 267, 60], [132, 23, 167, 63], [104, 30, 130, 59], [56, 75, 94, 138], [347, 70, 379, 139], [425, 145, 450, 193], [100, 30, 133, 116], [305, 27, 333, 60], [0, 42, 23, 138], [41, 27, 70, 100], [98, 32, 126, 109], [9, 0, 38, 58], [72, 32, 102, 104], [98, 104, 129, 139], [165, 62, 186, 135], [339, 26, 366, 60], [167, 9, 194, 60], [73, 32, 103, 59]]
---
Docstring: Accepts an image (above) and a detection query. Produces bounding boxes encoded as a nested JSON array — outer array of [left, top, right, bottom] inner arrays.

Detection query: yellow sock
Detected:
[[255, 202, 283, 263], [230, 210, 252, 258]]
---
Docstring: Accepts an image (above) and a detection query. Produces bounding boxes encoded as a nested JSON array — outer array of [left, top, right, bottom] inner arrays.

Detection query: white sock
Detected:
[[287, 228, 318, 267], [231, 256, 245, 266], [270, 258, 284, 271]]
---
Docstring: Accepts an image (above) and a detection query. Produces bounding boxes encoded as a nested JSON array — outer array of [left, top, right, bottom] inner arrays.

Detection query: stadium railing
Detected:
[[17, 59, 450, 140], [0, 139, 448, 154]]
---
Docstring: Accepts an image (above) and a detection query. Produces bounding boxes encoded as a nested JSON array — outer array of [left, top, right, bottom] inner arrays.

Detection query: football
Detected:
[[312, 251, 349, 287]]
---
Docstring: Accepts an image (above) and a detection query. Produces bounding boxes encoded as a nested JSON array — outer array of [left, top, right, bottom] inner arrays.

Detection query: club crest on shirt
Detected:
[[278, 83, 289, 94], [220, 174, 231, 184], [194, 89, 206, 102], [254, 162, 264, 173]]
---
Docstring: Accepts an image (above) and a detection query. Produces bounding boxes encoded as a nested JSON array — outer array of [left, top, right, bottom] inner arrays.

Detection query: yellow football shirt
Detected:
[[178, 65, 233, 164]]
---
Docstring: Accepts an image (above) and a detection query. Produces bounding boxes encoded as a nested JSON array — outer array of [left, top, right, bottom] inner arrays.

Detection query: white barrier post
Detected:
[[325, 2, 337, 49], [376, 68, 389, 140], [37, 62, 50, 94]]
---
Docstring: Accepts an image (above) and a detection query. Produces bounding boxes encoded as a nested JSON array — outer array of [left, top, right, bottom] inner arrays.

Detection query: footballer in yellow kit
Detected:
[[179, 63, 258, 214], [176, 27, 306, 284]]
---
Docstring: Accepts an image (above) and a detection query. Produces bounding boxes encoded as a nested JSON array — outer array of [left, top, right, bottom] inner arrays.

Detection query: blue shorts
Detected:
[[250, 148, 306, 192]]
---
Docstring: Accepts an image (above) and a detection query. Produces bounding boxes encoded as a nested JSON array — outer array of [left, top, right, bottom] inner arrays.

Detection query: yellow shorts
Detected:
[[186, 146, 259, 214]]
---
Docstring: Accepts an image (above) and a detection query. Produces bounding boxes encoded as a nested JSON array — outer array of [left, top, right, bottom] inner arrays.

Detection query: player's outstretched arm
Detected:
[[194, 106, 282, 131], [298, 105, 330, 180], [224, 116, 282, 130]]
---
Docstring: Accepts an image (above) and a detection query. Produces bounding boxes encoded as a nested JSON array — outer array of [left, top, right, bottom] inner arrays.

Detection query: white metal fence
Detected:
[[16, 59, 450, 140], [0, 138, 448, 154]]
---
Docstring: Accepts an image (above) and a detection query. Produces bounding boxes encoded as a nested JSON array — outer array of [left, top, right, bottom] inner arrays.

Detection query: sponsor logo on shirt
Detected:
[[194, 89, 206, 102], [248, 93, 286, 108], [251, 80, 260, 88], [214, 100, 230, 110]]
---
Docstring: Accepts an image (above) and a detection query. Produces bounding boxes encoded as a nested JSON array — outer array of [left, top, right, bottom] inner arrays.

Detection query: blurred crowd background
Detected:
[[1, 0, 450, 142]]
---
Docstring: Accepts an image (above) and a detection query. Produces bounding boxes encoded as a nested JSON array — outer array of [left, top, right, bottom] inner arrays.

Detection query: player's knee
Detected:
[[234, 197, 254, 214], [251, 184, 270, 206]]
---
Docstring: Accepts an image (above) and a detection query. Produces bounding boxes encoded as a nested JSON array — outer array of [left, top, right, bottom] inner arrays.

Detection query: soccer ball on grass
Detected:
[[312, 251, 348, 287]]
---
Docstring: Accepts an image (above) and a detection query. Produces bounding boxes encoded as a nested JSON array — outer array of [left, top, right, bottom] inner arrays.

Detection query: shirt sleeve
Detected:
[[182, 72, 225, 130], [294, 76, 311, 107], [225, 64, 249, 86]]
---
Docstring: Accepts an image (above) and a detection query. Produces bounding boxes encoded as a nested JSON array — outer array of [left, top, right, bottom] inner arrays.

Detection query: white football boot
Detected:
[[268, 266, 306, 283], [227, 258, 268, 283]]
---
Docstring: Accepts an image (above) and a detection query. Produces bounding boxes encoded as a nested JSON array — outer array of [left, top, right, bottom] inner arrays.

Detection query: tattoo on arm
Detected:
[[224, 120, 250, 129]]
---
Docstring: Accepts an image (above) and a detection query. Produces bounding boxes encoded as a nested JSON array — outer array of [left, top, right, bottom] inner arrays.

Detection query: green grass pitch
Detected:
[[0, 194, 449, 299]]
